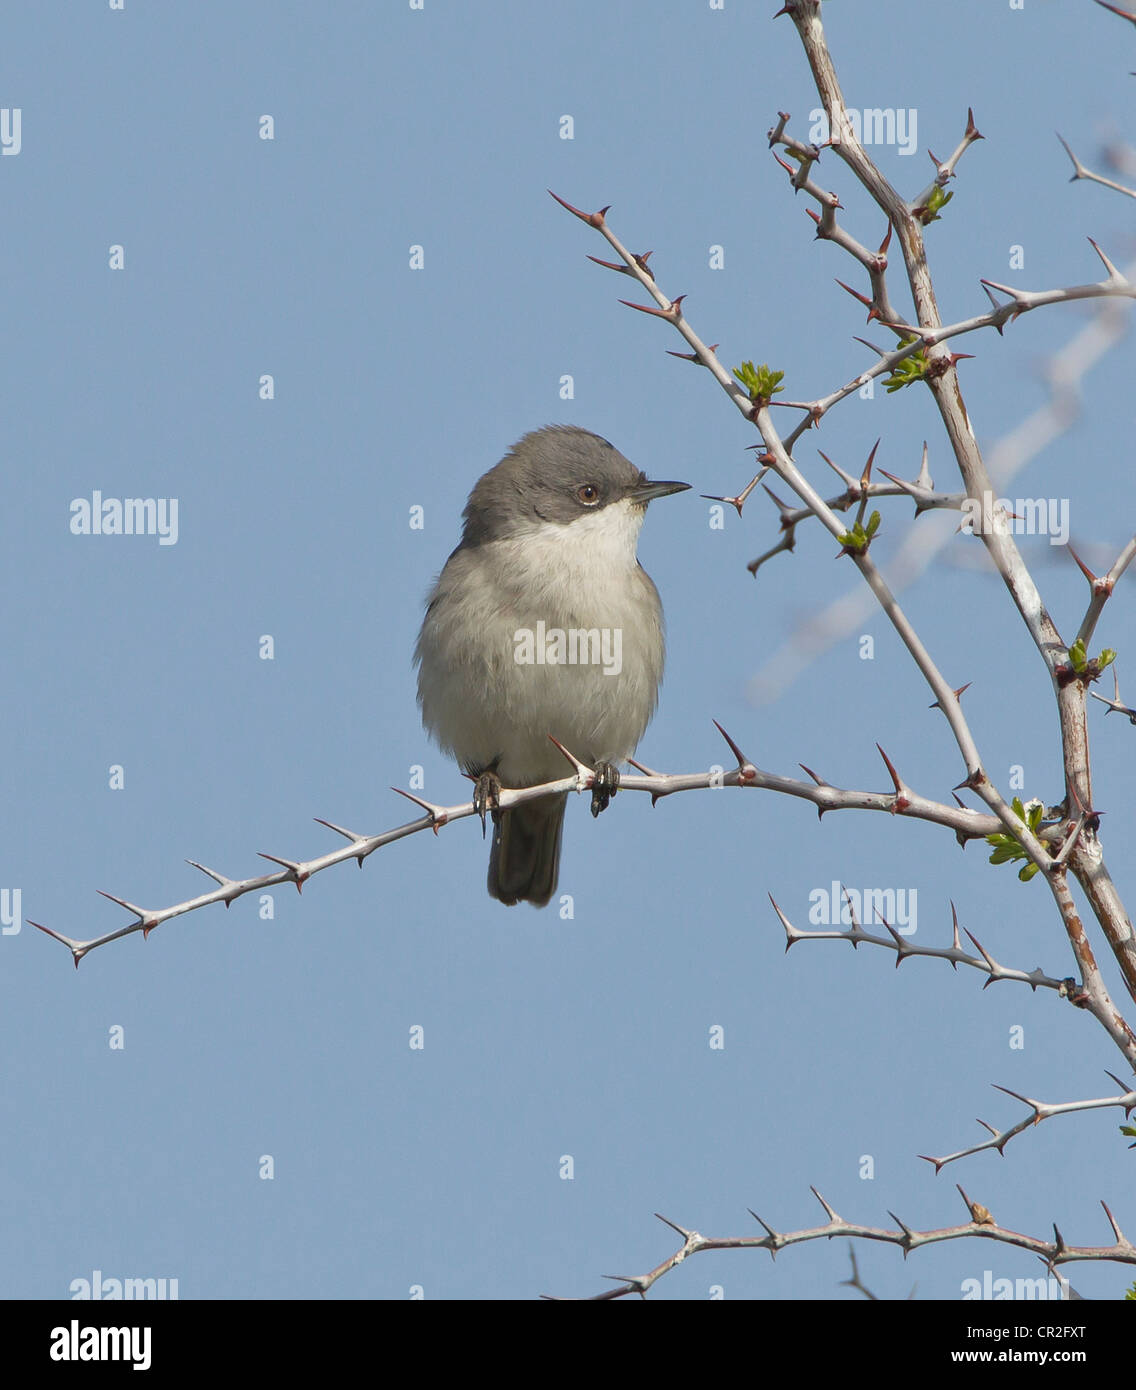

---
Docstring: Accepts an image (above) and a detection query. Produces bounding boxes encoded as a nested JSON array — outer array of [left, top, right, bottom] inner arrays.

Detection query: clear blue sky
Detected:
[[2, 0, 1134, 1300]]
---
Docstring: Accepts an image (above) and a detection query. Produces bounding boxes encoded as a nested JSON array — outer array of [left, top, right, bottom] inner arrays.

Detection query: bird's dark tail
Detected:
[[488, 793, 568, 907]]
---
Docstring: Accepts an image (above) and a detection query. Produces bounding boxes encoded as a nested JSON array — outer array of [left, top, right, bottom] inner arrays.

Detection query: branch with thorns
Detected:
[[920, 1072, 1136, 1172], [35, 723, 1032, 967], [545, 1189, 1136, 1300], [548, 184, 1136, 1035]]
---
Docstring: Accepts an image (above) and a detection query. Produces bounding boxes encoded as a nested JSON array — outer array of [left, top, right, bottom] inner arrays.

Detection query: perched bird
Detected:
[[415, 425, 688, 905]]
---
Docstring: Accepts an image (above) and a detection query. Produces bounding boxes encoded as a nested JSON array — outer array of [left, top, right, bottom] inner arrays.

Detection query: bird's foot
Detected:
[[472, 770, 503, 839], [590, 762, 620, 818]]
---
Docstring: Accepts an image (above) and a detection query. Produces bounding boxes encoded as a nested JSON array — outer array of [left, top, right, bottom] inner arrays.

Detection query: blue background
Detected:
[[2, 0, 1134, 1300]]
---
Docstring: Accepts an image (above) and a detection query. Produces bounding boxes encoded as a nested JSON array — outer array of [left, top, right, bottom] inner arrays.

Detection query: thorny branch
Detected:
[[548, 179, 1136, 1052], [548, 0, 1136, 1060], [748, 288, 1133, 704], [547, 1191, 1136, 1300], [32, 723, 1004, 964]]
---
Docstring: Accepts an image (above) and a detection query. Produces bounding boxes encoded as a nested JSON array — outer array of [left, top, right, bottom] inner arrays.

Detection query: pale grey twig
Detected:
[[919, 1077, 1136, 1172], [548, 1191, 1136, 1300]]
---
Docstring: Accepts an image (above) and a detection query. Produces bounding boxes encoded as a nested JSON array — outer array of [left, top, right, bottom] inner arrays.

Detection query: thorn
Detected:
[[1087, 236, 1124, 281], [810, 1186, 840, 1223], [963, 928, 999, 976], [314, 816, 371, 864], [547, 189, 609, 228], [913, 441, 932, 491], [835, 278, 876, 319], [257, 853, 308, 893], [30, 921, 88, 968], [1101, 1200, 1126, 1243], [711, 720, 756, 783], [762, 482, 796, 525], [817, 449, 857, 490], [1094, 0, 1136, 25], [888, 1210, 915, 1244], [389, 787, 448, 835], [768, 895, 802, 951], [654, 1212, 691, 1239], [547, 735, 592, 780], [700, 471, 764, 517], [882, 919, 910, 962], [96, 889, 159, 938], [1105, 1071, 1136, 1116], [834, 884, 857, 928], [185, 859, 238, 896], [748, 1208, 779, 1242], [799, 763, 824, 786], [314, 816, 367, 842], [957, 1185, 995, 1226], [991, 1083, 1041, 1123], [626, 755, 665, 807], [96, 889, 146, 917], [1066, 545, 1097, 585], [585, 254, 633, 276], [668, 343, 718, 364], [860, 439, 880, 489], [918, 1153, 946, 1175], [875, 744, 909, 811], [929, 682, 972, 712], [617, 296, 684, 320]]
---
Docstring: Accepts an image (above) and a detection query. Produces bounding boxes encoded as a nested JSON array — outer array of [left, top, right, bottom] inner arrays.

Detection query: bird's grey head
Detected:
[[460, 425, 689, 546]]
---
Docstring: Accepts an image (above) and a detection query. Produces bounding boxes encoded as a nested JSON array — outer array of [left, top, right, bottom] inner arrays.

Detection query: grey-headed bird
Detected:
[[415, 425, 688, 905]]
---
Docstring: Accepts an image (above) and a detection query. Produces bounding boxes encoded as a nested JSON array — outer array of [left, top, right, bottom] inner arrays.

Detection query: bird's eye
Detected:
[[577, 484, 600, 505]]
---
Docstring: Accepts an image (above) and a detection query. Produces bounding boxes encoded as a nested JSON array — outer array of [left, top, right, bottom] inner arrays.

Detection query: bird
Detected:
[[415, 425, 689, 906]]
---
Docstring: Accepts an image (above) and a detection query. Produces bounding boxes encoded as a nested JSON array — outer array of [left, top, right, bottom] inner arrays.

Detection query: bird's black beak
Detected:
[[630, 479, 691, 504]]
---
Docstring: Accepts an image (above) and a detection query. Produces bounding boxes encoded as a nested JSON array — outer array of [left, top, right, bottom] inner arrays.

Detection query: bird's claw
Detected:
[[591, 762, 620, 818], [473, 771, 503, 838]]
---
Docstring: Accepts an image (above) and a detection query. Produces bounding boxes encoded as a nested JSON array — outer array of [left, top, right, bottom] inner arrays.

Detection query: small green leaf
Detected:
[[918, 185, 954, 225], [732, 361, 785, 405], [883, 335, 930, 392], [985, 798, 1044, 883], [836, 512, 882, 556]]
